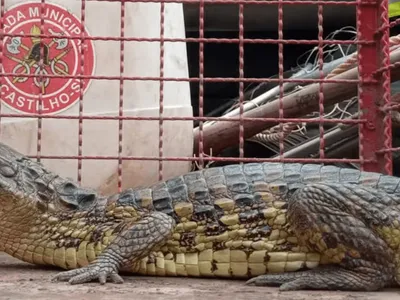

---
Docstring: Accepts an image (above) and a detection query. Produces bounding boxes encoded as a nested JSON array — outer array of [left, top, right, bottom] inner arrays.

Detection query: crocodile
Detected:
[[0, 142, 400, 291]]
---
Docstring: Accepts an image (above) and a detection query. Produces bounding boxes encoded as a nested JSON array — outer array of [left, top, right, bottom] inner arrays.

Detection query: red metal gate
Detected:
[[0, 0, 396, 193]]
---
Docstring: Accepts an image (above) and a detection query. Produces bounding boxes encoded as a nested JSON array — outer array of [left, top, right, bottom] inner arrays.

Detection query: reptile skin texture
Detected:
[[0, 142, 400, 291]]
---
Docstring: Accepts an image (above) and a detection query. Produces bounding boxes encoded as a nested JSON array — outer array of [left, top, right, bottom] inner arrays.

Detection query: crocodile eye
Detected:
[[62, 182, 80, 193], [269, 183, 288, 195], [78, 192, 97, 208]]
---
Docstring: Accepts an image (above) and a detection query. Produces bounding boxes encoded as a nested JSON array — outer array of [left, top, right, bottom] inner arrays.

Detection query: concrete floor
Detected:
[[0, 253, 399, 300]]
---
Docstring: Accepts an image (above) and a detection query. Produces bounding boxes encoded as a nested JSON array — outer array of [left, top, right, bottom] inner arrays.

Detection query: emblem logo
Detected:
[[2, 2, 95, 114]]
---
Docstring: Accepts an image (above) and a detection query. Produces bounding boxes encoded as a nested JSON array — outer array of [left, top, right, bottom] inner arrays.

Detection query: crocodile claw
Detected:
[[245, 274, 297, 291], [52, 264, 124, 285]]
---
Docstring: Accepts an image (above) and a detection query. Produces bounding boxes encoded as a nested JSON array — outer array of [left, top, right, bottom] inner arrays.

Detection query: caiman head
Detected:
[[0, 142, 100, 244]]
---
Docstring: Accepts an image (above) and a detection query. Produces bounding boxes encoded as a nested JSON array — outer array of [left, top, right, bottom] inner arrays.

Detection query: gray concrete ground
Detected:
[[0, 253, 399, 300]]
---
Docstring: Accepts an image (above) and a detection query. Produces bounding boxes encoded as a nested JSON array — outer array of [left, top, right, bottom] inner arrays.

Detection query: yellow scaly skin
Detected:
[[0, 142, 400, 291]]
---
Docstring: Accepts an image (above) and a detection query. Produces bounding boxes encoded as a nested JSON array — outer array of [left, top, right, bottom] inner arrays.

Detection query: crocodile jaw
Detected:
[[0, 192, 41, 253]]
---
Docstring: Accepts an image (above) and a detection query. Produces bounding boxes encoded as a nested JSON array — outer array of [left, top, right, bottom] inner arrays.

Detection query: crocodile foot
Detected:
[[52, 211, 175, 285], [246, 266, 388, 291], [52, 261, 124, 285]]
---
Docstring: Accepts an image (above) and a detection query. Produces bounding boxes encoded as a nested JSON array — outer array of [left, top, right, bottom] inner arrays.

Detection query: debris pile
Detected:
[[193, 27, 400, 174]]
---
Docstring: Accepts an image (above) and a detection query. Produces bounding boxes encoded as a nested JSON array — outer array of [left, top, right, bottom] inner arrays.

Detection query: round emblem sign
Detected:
[[2, 2, 95, 114]]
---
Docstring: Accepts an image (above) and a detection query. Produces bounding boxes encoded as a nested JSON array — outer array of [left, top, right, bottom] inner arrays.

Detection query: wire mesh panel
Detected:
[[0, 0, 396, 195], [190, 0, 394, 175]]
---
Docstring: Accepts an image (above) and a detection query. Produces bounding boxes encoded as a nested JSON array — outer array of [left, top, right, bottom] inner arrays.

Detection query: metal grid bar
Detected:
[[37, 0, 45, 162], [357, 0, 392, 173], [238, 2, 245, 161], [197, 0, 205, 168], [0, 73, 376, 82], [317, 3, 325, 160], [277, 0, 284, 158], [158, 0, 165, 181], [0, 33, 380, 44], [87, 0, 371, 4], [78, 0, 86, 184], [118, 1, 125, 191], [0, 0, 4, 139], [0, 0, 395, 192], [378, 0, 392, 174]]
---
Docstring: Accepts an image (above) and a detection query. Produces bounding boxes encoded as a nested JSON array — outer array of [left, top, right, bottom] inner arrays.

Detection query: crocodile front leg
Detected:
[[52, 211, 175, 285], [247, 183, 398, 291]]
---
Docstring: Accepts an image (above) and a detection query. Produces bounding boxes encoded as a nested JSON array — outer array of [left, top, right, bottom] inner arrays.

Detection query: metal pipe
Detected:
[[272, 126, 358, 158], [193, 48, 400, 156], [204, 55, 353, 127]]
